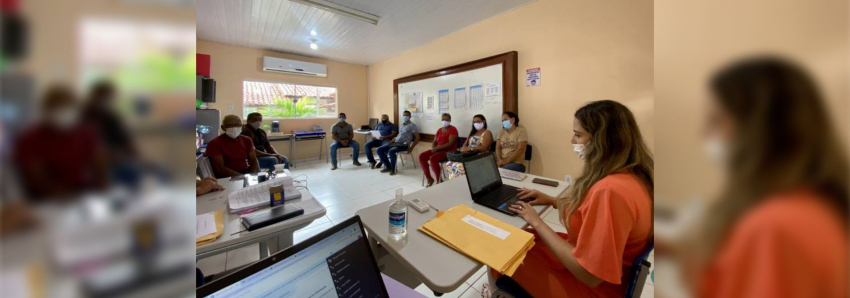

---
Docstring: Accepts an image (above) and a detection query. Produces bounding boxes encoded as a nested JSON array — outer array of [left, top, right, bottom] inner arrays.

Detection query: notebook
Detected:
[[227, 177, 302, 213]]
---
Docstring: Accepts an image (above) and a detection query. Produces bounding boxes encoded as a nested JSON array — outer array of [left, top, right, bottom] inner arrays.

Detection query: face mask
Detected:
[[704, 136, 728, 167], [250, 121, 261, 129], [441, 120, 450, 128], [573, 143, 587, 162], [473, 123, 485, 130], [402, 116, 411, 122], [338, 118, 345, 123], [225, 127, 241, 139], [49, 107, 79, 129], [381, 119, 388, 124], [502, 120, 512, 130]]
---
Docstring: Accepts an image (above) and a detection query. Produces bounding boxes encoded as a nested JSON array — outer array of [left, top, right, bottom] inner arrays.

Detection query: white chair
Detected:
[[394, 150, 417, 169]]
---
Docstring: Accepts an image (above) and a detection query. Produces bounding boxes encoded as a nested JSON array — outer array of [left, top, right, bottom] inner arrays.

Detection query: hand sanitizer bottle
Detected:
[[388, 188, 407, 240]]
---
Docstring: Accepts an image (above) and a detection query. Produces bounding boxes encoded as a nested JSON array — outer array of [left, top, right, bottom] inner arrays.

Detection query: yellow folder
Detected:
[[196, 209, 224, 246], [419, 204, 534, 276]]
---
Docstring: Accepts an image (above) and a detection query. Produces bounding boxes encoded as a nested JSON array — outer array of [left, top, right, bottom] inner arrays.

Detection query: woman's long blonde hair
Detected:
[[557, 100, 654, 231]]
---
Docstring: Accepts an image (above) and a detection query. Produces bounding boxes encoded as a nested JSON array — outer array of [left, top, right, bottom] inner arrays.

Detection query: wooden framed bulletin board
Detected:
[[393, 51, 518, 142]]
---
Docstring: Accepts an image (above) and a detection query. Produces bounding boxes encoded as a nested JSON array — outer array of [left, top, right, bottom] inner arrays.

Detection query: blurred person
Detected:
[[329, 112, 361, 170], [496, 111, 528, 172], [375, 110, 420, 175], [205, 115, 259, 178], [241, 112, 289, 170], [419, 113, 458, 186], [12, 85, 108, 200], [196, 177, 224, 196], [503, 100, 653, 298], [82, 80, 141, 188], [365, 114, 398, 169], [676, 57, 848, 298]]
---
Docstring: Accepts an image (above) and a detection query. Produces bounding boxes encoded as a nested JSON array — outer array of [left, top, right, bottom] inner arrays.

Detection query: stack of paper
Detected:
[[228, 181, 301, 213], [419, 204, 534, 276], [197, 209, 224, 245]]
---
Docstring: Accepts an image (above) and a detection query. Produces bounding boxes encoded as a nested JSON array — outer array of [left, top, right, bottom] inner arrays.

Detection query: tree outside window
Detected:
[[243, 81, 337, 119]]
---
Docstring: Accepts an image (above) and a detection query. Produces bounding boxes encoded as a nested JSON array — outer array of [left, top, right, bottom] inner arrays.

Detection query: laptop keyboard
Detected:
[[479, 186, 520, 209]]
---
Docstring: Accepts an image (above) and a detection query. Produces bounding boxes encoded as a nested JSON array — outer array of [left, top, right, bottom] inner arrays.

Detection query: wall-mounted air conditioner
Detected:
[[263, 56, 328, 77]]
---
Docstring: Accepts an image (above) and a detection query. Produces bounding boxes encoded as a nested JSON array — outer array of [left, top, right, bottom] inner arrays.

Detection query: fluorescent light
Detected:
[[289, 0, 380, 25], [310, 43, 318, 50], [310, 30, 317, 36]]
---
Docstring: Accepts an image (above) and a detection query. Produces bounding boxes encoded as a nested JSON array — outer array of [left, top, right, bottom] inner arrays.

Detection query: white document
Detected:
[[469, 85, 484, 109], [228, 176, 302, 213], [461, 214, 510, 240], [370, 130, 381, 138], [454, 87, 467, 109], [526, 67, 541, 86], [438, 89, 450, 113], [196, 212, 217, 238], [485, 83, 502, 97]]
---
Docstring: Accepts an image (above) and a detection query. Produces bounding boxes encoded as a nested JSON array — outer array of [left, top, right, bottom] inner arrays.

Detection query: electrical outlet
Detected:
[[228, 105, 234, 111], [565, 175, 572, 186]]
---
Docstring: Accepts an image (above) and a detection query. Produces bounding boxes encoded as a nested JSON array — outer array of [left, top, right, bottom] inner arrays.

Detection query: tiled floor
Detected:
[[196, 155, 655, 297]]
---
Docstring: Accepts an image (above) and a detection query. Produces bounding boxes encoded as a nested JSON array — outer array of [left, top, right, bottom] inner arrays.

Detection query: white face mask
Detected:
[[441, 120, 450, 128], [251, 121, 261, 129], [473, 123, 484, 130], [49, 107, 79, 129], [225, 127, 242, 139], [573, 143, 587, 162], [704, 136, 728, 167]]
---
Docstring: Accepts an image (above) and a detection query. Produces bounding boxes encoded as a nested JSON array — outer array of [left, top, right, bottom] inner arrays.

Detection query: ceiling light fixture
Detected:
[[289, 0, 380, 25], [308, 38, 318, 50], [310, 30, 317, 36]]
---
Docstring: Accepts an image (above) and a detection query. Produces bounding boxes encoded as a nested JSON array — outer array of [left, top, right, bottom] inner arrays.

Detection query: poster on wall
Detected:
[[453, 87, 467, 109], [485, 82, 501, 97], [526, 67, 541, 87], [469, 84, 484, 109], [426, 96, 435, 110], [438, 89, 449, 114], [408, 92, 423, 117]]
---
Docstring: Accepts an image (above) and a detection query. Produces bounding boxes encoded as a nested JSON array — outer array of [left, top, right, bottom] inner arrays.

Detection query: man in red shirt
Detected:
[[205, 115, 260, 178], [13, 85, 108, 200]]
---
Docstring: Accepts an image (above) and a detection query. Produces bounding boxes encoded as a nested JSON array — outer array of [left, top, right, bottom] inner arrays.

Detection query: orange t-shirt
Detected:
[[508, 172, 653, 298], [700, 190, 848, 298]]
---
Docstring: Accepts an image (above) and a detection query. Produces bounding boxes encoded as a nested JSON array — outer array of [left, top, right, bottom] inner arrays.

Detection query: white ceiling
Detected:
[[196, 0, 534, 65]]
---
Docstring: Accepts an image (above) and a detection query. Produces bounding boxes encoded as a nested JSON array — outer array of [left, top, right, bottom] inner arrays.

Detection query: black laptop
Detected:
[[462, 153, 523, 215], [197, 216, 389, 298]]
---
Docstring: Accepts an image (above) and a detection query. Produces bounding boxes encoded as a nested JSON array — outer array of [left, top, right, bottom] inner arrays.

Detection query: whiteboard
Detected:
[[397, 64, 504, 139]]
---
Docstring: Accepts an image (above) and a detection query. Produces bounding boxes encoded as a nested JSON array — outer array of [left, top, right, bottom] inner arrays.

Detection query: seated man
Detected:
[[329, 112, 361, 170], [205, 115, 259, 178], [365, 114, 398, 169], [241, 112, 289, 170], [13, 85, 108, 200], [376, 110, 420, 175]]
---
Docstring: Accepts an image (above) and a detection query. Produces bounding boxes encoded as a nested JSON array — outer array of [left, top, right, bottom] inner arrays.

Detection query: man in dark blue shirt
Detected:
[[366, 114, 398, 169]]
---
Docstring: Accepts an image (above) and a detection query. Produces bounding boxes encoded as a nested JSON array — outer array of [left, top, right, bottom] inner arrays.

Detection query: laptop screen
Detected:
[[199, 220, 387, 298], [465, 154, 502, 195]]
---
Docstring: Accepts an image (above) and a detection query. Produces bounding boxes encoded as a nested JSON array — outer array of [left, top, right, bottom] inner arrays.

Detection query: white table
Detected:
[[196, 170, 327, 260], [355, 174, 569, 295]]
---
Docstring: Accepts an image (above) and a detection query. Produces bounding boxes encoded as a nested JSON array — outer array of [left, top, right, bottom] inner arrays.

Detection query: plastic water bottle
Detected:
[[388, 188, 407, 239]]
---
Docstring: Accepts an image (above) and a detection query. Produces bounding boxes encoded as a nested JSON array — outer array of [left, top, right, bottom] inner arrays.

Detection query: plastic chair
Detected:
[[395, 149, 417, 169], [624, 241, 654, 298], [524, 144, 533, 173], [329, 145, 357, 167]]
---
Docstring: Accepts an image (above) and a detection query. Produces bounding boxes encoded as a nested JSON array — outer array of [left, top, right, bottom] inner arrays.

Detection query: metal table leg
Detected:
[[290, 136, 296, 168]]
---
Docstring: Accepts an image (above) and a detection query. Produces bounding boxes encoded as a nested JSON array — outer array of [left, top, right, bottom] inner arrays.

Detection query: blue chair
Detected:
[[494, 240, 654, 298], [624, 241, 654, 298]]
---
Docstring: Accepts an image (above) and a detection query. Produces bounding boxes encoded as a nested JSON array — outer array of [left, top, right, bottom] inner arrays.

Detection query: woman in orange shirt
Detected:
[[497, 100, 654, 298], [677, 58, 848, 298]]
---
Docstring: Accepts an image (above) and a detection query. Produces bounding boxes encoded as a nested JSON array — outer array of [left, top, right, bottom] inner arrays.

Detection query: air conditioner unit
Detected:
[[263, 56, 328, 77]]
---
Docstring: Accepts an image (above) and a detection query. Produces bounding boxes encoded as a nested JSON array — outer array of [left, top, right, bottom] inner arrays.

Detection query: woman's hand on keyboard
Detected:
[[517, 188, 554, 206]]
